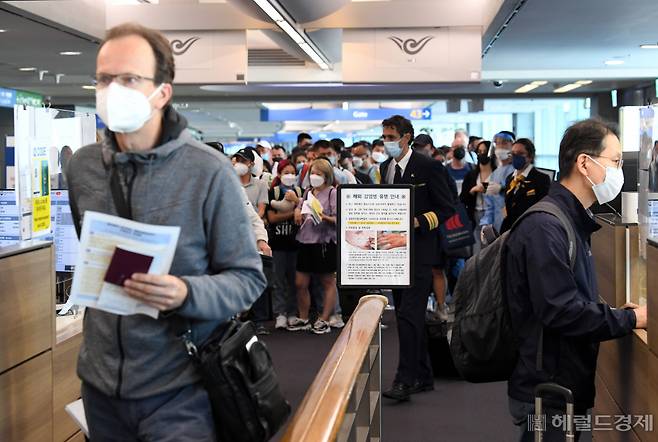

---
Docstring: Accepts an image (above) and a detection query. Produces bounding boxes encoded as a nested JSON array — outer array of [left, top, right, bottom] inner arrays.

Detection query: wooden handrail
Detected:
[[281, 294, 388, 442]]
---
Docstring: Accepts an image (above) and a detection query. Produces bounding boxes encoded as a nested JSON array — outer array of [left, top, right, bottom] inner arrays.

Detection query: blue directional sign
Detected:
[[261, 107, 432, 122], [0, 88, 16, 108]]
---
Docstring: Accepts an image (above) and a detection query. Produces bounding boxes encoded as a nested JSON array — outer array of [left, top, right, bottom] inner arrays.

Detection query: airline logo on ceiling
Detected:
[[343, 28, 481, 83], [170, 37, 201, 56], [388, 36, 434, 56], [164, 31, 247, 84]]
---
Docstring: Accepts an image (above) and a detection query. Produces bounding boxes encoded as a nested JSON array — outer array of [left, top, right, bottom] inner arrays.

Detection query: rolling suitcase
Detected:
[[534, 383, 576, 442]]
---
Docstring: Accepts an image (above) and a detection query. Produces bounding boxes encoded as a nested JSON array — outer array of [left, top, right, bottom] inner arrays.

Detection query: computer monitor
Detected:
[[50, 190, 78, 272], [0, 189, 20, 247], [622, 151, 639, 193], [536, 167, 557, 181]]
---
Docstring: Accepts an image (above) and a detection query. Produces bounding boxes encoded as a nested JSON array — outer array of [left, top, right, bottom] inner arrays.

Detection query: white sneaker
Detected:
[[312, 319, 331, 335], [275, 314, 288, 329], [328, 314, 345, 329], [287, 316, 311, 331]]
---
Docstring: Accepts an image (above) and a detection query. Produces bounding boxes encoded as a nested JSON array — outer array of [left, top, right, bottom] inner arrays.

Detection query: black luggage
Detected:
[[533, 383, 576, 442], [450, 201, 577, 383], [426, 311, 460, 378]]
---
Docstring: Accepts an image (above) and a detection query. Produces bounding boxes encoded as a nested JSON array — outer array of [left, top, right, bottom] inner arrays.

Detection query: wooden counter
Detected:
[[591, 221, 657, 442], [0, 242, 83, 442]]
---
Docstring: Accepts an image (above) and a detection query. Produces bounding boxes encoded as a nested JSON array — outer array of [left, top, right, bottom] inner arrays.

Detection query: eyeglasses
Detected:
[[93, 73, 156, 89], [593, 155, 624, 169]]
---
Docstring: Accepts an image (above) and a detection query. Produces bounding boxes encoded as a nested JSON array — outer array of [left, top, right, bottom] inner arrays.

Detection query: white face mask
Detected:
[[310, 174, 325, 188], [96, 82, 164, 134], [251, 154, 264, 177], [353, 157, 364, 169], [384, 140, 403, 158], [281, 174, 297, 187], [585, 155, 624, 205], [234, 163, 250, 177], [495, 148, 511, 161], [372, 151, 388, 163]]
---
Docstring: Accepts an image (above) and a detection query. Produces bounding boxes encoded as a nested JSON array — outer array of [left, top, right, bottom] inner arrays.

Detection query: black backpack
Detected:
[[449, 200, 577, 383]]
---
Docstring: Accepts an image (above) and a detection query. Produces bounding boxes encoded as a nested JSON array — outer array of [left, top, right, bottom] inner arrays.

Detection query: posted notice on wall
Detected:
[[337, 185, 414, 289]]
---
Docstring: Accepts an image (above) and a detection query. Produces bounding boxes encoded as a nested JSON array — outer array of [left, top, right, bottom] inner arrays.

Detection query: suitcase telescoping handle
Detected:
[[534, 383, 575, 442]]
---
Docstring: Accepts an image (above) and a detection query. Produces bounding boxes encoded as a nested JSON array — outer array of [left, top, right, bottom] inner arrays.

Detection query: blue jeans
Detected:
[[272, 250, 298, 316], [82, 382, 216, 441]]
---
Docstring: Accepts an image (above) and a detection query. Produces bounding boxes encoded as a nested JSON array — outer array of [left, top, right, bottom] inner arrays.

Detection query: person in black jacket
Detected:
[[378, 115, 456, 402], [459, 140, 496, 254], [499, 138, 551, 233], [505, 119, 647, 441]]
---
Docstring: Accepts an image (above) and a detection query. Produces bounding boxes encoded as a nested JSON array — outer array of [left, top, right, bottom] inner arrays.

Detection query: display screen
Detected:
[[49, 190, 78, 272], [0, 190, 20, 247]]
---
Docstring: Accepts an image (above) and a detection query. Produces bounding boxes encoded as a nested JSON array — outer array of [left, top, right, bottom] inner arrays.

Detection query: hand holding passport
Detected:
[[104, 247, 155, 287]]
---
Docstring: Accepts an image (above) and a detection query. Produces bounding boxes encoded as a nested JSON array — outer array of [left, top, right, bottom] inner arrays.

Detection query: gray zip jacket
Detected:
[[67, 108, 266, 399]]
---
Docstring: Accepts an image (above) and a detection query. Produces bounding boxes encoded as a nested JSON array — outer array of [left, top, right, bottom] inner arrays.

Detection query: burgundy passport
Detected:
[[104, 247, 154, 286]]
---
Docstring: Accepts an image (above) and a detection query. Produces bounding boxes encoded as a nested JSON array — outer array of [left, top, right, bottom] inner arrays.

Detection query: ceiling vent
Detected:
[[248, 49, 306, 67]]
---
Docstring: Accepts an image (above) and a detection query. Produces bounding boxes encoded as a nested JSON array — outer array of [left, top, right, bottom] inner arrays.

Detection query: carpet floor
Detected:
[[262, 311, 520, 442]]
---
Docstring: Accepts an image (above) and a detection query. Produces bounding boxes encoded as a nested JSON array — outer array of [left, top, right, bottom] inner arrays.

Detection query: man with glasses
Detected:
[[505, 119, 646, 441], [66, 23, 266, 440], [499, 138, 551, 233]]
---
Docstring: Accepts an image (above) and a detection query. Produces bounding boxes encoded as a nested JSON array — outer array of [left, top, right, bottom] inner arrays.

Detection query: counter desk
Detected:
[[0, 241, 84, 442], [591, 215, 657, 442]]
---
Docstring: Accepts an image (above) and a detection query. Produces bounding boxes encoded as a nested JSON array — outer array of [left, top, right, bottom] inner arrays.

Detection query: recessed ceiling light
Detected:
[[60, 51, 81, 56], [81, 85, 96, 90], [0, 30, 7, 33], [514, 80, 548, 94], [19, 67, 37, 72], [554, 81, 592, 93], [640, 44, 658, 49], [605, 59, 625, 66]]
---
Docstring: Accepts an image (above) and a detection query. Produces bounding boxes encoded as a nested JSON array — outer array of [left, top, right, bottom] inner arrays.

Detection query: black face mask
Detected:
[[454, 147, 466, 160], [477, 154, 491, 165]]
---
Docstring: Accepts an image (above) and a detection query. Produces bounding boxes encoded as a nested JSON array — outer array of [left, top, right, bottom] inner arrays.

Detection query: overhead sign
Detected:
[[337, 185, 414, 289], [0, 87, 42, 109], [0, 88, 16, 108], [261, 107, 432, 122], [16, 91, 43, 107]]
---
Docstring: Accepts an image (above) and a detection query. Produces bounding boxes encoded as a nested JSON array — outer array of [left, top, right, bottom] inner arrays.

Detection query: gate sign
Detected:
[[261, 107, 432, 122]]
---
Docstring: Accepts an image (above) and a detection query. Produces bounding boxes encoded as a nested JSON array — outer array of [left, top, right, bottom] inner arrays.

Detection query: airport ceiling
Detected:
[[0, 0, 656, 139], [0, 0, 656, 102]]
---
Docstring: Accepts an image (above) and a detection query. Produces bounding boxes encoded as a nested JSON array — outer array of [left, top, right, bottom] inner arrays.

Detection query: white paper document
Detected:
[[301, 191, 323, 225], [68, 211, 181, 318]]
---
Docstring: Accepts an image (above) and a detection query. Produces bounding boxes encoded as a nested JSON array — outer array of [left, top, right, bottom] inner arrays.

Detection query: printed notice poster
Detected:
[[31, 145, 51, 236], [338, 185, 414, 288]]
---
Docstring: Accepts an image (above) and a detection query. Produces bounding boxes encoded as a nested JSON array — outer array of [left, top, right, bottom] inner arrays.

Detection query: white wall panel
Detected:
[[342, 27, 481, 83], [165, 31, 248, 84]]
